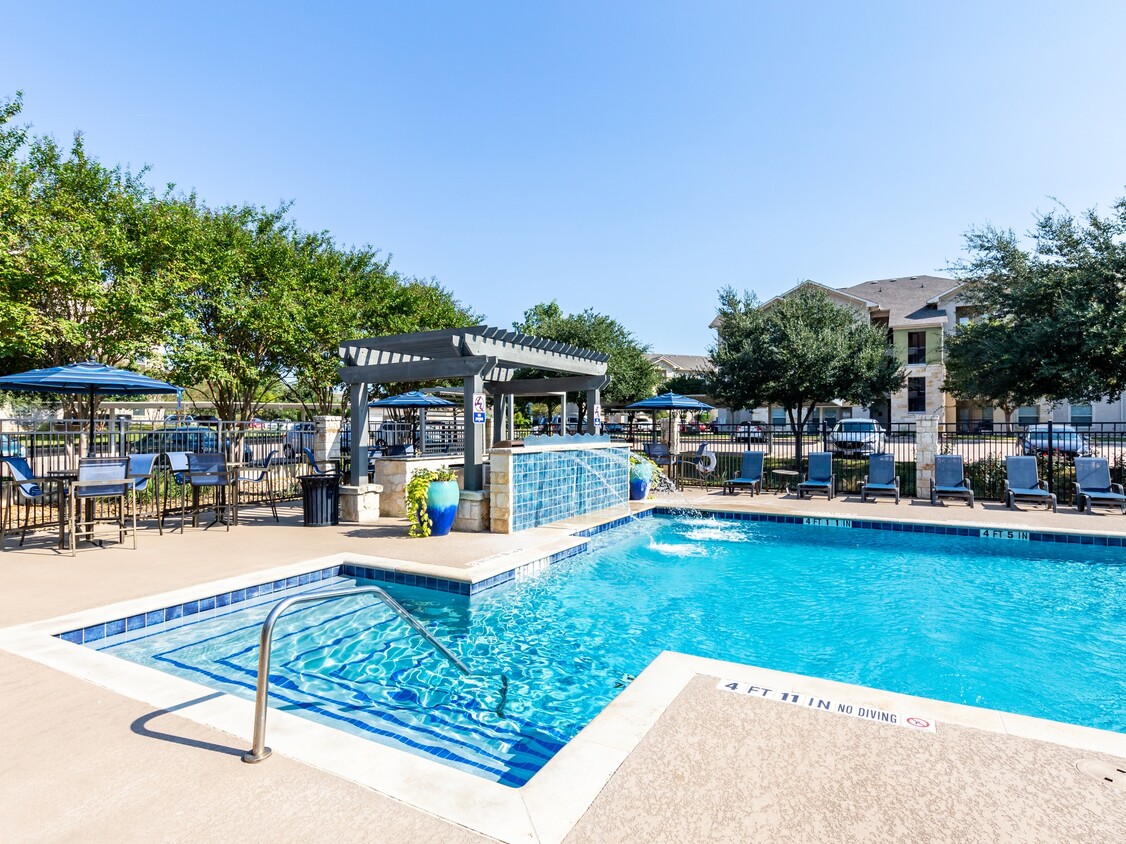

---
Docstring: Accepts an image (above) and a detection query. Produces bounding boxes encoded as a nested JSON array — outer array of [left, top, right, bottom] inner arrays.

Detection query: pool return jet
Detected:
[[241, 585, 509, 763]]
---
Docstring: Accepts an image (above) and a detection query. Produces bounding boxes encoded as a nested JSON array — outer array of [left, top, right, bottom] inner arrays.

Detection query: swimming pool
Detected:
[[82, 514, 1126, 786]]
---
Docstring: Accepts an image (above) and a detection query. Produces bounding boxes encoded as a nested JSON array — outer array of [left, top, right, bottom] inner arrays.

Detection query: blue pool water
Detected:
[[98, 516, 1126, 786]]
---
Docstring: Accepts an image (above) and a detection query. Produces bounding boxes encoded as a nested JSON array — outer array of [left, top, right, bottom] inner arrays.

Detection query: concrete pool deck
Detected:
[[2, 491, 1125, 841]]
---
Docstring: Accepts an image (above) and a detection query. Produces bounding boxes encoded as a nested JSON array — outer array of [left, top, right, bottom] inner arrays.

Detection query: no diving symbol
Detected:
[[906, 717, 931, 729]]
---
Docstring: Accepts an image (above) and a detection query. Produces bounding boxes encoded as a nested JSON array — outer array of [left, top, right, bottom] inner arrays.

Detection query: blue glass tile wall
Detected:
[[511, 447, 629, 531]]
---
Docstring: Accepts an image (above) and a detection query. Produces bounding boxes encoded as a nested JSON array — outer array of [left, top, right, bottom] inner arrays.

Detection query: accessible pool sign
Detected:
[[593, 403, 603, 426], [472, 392, 487, 425], [717, 678, 936, 733]]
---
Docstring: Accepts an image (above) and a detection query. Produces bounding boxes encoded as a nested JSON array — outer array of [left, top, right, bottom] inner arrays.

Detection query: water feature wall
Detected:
[[489, 442, 630, 533]]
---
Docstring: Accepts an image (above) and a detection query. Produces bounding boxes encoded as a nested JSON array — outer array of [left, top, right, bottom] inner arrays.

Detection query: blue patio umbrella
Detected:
[[0, 361, 182, 455], [626, 391, 714, 411]]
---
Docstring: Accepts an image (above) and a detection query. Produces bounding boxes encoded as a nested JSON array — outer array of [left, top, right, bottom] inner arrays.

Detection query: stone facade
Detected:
[[453, 490, 490, 532], [373, 456, 472, 518], [914, 412, 941, 498], [313, 415, 342, 463], [339, 483, 382, 524]]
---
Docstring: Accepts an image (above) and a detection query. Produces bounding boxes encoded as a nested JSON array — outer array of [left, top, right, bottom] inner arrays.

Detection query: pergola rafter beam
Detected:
[[484, 375, 611, 397], [337, 356, 498, 385]]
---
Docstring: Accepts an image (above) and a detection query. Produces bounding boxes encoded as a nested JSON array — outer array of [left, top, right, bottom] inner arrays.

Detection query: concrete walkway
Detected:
[[2, 493, 1124, 842]]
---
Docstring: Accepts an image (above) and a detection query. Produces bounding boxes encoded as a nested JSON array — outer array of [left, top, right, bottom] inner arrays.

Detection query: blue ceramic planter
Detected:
[[629, 477, 650, 501], [426, 480, 460, 536]]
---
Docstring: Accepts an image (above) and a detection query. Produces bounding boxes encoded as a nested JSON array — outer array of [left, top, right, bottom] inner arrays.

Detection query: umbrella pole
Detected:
[[88, 386, 97, 458]]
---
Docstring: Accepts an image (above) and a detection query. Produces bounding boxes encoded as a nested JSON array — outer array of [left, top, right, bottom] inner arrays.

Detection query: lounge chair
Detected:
[[1073, 457, 1126, 514], [187, 452, 238, 530], [1, 456, 64, 549], [860, 453, 900, 504], [724, 451, 763, 495], [239, 450, 279, 522], [68, 457, 137, 556], [930, 454, 974, 508], [127, 453, 162, 534], [797, 452, 835, 500], [1004, 456, 1056, 513]]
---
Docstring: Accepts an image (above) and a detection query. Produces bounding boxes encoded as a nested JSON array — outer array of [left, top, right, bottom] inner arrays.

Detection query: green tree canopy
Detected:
[[947, 197, 1126, 406], [709, 284, 904, 466], [514, 302, 660, 429]]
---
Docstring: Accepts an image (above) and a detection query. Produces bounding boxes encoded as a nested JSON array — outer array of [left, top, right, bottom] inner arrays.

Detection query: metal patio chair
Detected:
[[797, 452, 835, 500], [1004, 456, 1057, 513], [68, 456, 137, 556], [1, 456, 65, 550], [1073, 457, 1126, 514], [239, 450, 279, 522], [187, 452, 239, 530], [931, 454, 974, 508]]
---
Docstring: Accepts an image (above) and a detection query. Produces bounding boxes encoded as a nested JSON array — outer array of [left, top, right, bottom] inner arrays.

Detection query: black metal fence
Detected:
[[938, 421, 1126, 505], [0, 418, 314, 540]]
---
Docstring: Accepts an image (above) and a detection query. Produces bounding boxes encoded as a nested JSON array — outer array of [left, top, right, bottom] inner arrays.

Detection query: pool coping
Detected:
[[4, 503, 1126, 843]]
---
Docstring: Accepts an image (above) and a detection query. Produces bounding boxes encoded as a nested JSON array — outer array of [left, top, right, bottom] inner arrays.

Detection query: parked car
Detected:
[[132, 427, 219, 455], [163, 413, 194, 427], [604, 422, 625, 435], [193, 415, 221, 427], [1019, 424, 1092, 457], [0, 434, 27, 458], [828, 419, 886, 456], [283, 422, 316, 458], [733, 422, 766, 443]]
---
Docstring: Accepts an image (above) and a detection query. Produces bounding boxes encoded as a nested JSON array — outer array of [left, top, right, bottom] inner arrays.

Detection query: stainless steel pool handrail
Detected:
[[241, 585, 509, 763]]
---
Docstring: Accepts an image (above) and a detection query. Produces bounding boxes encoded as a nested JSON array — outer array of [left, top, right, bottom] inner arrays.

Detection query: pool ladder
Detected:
[[241, 584, 509, 763]]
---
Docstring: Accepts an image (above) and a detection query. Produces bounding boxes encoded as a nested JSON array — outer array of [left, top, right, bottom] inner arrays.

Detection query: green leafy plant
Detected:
[[405, 466, 457, 537]]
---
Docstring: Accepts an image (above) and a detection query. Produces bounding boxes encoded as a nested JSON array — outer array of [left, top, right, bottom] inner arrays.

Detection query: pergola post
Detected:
[[463, 373, 485, 491], [492, 394, 506, 444], [349, 382, 369, 485], [586, 388, 600, 433], [508, 394, 516, 439]]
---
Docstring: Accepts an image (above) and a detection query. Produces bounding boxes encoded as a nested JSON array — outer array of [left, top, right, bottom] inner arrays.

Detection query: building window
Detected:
[[1017, 406, 1039, 425], [1070, 403, 1093, 426], [907, 331, 927, 365], [907, 377, 926, 413]]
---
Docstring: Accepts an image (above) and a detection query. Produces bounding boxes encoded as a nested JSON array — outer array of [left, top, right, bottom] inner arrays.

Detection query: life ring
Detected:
[[696, 449, 718, 474]]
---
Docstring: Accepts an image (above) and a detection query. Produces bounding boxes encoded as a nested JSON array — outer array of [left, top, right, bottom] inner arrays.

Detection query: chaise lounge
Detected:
[[724, 451, 763, 496], [930, 454, 974, 508], [797, 452, 835, 500], [1004, 455, 1056, 513], [1073, 457, 1126, 514], [859, 453, 900, 504]]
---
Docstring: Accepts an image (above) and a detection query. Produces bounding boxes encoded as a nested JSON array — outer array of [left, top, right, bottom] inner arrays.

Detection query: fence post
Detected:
[[1046, 419, 1054, 493], [915, 412, 940, 499]]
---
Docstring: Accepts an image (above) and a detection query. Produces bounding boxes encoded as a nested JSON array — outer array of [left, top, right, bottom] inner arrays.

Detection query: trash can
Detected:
[[298, 473, 341, 526]]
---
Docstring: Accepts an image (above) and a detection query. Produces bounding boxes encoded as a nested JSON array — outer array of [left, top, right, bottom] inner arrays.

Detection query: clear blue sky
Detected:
[[4, 1, 1124, 354]]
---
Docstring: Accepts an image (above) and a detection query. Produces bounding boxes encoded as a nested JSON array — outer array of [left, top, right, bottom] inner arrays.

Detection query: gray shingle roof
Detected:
[[646, 354, 713, 373], [838, 275, 960, 329]]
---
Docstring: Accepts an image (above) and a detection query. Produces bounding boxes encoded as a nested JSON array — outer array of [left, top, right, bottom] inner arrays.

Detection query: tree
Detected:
[[662, 373, 711, 395], [514, 302, 660, 430], [710, 285, 905, 468], [947, 198, 1126, 405], [943, 319, 1037, 423], [1, 95, 172, 418]]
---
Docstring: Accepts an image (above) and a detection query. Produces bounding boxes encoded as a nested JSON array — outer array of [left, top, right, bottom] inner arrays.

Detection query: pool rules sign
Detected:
[[472, 392, 487, 425]]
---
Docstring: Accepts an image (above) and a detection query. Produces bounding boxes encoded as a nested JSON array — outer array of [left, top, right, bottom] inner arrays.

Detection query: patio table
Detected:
[[772, 469, 800, 496]]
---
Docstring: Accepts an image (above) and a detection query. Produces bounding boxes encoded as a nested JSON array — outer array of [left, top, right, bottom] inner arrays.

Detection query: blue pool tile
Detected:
[[216, 592, 231, 608], [166, 604, 183, 621], [59, 629, 83, 644], [126, 614, 146, 631], [106, 618, 126, 636], [199, 596, 215, 612], [286, 576, 300, 588], [83, 623, 106, 642], [298, 573, 311, 585], [146, 608, 166, 625], [273, 579, 286, 591], [182, 600, 199, 616]]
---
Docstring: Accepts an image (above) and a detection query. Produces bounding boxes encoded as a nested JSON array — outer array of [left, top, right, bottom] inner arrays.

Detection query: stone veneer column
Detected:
[[489, 449, 514, 534], [339, 482, 383, 524], [313, 415, 342, 464], [915, 411, 941, 499]]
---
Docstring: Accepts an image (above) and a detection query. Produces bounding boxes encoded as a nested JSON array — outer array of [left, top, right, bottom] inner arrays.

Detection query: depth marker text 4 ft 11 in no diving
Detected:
[[717, 679, 937, 733]]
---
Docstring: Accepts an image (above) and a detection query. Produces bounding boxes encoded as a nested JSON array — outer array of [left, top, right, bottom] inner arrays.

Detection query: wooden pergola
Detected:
[[338, 326, 610, 489]]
